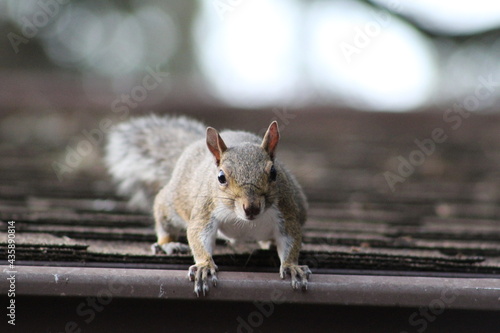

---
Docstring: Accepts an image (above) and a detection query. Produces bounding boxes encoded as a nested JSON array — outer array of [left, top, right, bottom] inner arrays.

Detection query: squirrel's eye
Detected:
[[218, 170, 227, 185], [269, 165, 277, 182]]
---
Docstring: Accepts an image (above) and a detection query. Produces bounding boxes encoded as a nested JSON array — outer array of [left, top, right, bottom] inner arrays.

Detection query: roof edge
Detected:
[[4, 265, 500, 310]]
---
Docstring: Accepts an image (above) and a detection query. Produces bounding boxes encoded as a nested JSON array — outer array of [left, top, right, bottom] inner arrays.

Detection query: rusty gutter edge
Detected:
[[2, 265, 500, 310]]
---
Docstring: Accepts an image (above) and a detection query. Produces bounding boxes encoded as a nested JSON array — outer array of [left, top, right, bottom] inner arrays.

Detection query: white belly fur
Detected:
[[214, 206, 280, 243]]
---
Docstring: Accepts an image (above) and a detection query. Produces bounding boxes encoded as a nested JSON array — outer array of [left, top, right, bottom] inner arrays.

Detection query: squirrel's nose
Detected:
[[243, 202, 261, 219]]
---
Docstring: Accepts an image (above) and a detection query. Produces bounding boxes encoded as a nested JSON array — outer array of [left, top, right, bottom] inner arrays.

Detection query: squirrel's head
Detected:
[[206, 122, 280, 221]]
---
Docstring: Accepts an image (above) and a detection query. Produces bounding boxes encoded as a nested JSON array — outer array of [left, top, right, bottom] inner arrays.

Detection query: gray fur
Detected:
[[106, 115, 310, 293], [105, 114, 205, 211]]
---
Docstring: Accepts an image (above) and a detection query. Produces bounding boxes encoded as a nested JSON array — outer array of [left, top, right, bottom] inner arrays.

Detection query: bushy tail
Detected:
[[105, 114, 205, 211]]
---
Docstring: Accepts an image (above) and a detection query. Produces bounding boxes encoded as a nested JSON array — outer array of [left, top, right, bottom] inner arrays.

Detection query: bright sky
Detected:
[[306, 0, 436, 111], [4, 0, 500, 112], [194, 0, 302, 107], [372, 0, 500, 35], [196, 0, 437, 111], [195, 0, 500, 111]]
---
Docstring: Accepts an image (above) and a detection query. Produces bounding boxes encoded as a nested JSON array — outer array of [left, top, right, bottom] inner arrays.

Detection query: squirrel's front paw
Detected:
[[280, 264, 311, 291], [188, 262, 218, 297]]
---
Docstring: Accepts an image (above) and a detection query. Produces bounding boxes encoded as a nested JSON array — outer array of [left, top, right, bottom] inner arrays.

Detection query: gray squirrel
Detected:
[[105, 115, 310, 296]]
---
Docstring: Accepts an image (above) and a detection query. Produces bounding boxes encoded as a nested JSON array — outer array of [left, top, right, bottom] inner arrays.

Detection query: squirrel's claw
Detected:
[[280, 264, 311, 291], [188, 263, 218, 297]]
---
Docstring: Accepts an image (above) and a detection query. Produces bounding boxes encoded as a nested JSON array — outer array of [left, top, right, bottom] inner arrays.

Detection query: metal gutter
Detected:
[[3, 265, 500, 311]]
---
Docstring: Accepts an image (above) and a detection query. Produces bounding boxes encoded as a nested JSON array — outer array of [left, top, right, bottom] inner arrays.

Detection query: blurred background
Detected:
[[1, 0, 499, 113], [3, 6, 500, 326], [1, 0, 500, 188]]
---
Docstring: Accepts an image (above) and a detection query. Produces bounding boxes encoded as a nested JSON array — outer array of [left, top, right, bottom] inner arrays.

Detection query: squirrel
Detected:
[[105, 114, 310, 296]]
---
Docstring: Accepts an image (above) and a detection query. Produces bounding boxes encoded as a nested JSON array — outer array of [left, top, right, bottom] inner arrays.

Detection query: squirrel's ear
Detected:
[[206, 127, 227, 165], [261, 121, 280, 160]]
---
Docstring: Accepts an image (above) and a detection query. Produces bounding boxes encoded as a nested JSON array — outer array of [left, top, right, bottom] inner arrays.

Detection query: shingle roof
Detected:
[[1, 109, 500, 310]]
